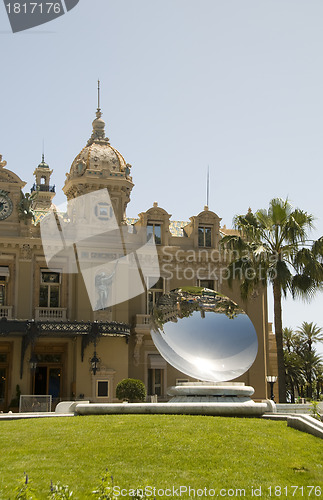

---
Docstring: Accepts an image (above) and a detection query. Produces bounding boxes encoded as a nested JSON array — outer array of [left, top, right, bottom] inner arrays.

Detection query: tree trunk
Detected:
[[273, 281, 287, 403], [308, 373, 312, 399], [290, 379, 295, 403]]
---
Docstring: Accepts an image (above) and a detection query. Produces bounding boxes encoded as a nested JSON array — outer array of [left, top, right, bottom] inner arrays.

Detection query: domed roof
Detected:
[[65, 107, 132, 184], [37, 154, 49, 169]]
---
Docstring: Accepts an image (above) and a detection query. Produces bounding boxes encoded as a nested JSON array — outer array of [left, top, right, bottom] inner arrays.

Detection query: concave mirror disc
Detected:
[[150, 287, 258, 382]]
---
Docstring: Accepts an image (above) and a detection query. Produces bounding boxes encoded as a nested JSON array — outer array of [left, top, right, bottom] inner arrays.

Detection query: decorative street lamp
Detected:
[[90, 335, 100, 375], [90, 349, 100, 376], [29, 353, 38, 373], [266, 375, 277, 401]]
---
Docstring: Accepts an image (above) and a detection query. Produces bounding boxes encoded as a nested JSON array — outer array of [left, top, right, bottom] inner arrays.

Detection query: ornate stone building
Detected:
[[0, 99, 273, 411]]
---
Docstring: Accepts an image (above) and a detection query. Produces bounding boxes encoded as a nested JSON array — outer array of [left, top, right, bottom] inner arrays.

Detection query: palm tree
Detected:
[[221, 198, 323, 402], [283, 327, 304, 402], [283, 327, 296, 353], [284, 350, 304, 402], [296, 321, 323, 353], [300, 350, 323, 399], [295, 322, 323, 398]]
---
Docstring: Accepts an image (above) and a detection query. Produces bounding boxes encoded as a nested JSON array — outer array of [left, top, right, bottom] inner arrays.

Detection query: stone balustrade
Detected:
[[35, 307, 67, 321]]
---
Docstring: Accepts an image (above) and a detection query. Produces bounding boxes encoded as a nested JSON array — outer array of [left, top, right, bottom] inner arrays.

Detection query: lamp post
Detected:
[[266, 375, 277, 401]]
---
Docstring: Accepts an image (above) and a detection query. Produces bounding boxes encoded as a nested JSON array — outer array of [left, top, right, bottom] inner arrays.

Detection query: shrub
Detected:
[[13, 473, 37, 500], [115, 379, 146, 403], [9, 384, 21, 409], [309, 400, 322, 421]]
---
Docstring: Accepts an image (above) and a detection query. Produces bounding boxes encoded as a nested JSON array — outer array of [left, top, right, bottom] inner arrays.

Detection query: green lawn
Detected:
[[0, 415, 322, 499]]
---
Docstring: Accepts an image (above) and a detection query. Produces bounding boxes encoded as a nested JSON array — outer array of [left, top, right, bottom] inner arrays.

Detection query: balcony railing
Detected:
[[135, 314, 151, 330], [0, 306, 13, 319], [31, 183, 56, 193], [35, 307, 67, 321]]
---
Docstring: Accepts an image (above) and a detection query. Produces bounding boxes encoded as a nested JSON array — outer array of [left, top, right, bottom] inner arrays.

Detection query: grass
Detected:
[[0, 415, 322, 499]]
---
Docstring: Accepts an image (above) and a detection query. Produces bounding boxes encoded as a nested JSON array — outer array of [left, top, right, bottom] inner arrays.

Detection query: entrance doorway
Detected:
[[31, 344, 67, 405], [0, 344, 11, 412], [34, 366, 61, 399], [0, 367, 7, 411]]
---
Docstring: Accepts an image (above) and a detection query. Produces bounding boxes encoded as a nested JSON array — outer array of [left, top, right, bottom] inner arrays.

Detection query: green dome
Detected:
[[38, 154, 49, 169]]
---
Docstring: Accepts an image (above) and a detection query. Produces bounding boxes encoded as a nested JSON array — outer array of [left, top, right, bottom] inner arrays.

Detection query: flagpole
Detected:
[[206, 165, 210, 208]]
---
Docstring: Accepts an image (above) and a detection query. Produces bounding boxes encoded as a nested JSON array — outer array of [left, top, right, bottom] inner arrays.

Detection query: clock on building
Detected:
[[0, 191, 13, 220]]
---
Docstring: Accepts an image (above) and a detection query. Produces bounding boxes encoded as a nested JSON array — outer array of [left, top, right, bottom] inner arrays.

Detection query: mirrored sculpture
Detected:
[[150, 287, 258, 382]]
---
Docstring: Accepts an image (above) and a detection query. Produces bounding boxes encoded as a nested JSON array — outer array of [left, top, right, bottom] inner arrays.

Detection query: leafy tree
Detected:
[[221, 198, 323, 402]]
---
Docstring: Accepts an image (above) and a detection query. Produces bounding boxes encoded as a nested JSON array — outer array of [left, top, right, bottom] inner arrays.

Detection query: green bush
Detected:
[[9, 384, 21, 409], [115, 378, 146, 403], [310, 400, 322, 421]]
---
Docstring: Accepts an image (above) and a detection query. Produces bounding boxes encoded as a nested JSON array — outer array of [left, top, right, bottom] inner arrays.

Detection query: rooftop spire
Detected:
[[96, 79, 102, 119], [87, 80, 109, 146]]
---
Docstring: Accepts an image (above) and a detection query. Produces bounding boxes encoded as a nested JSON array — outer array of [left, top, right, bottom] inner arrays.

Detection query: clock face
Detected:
[[0, 194, 13, 221]]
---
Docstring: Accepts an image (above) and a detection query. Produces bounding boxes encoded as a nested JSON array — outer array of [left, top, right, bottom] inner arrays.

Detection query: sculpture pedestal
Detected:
[[166, 382, 273, 416], [74, 382, 275, 417]]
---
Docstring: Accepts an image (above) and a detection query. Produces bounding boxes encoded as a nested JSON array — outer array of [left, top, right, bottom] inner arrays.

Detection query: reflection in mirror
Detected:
[[151, 287, 258, 382]]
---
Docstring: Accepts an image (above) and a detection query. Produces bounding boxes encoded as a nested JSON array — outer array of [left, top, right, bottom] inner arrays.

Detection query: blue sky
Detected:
[[1, 0, 322, 353]]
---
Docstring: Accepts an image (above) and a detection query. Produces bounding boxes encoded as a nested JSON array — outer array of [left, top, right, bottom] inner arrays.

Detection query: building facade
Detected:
[[0, 102, 272, 411]]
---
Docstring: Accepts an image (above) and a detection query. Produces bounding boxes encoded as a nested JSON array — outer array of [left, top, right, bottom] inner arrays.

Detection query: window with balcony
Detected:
[[39, 271, 60, 308], [198, 226, 212, 247], [147, 277, 164, 314], [0, 267, 9, 307], [0, 280, 6, 307], [147, 223, 161, 245]]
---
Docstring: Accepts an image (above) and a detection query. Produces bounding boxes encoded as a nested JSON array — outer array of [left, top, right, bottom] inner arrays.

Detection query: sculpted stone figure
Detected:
[[18, 191, 37, 223]]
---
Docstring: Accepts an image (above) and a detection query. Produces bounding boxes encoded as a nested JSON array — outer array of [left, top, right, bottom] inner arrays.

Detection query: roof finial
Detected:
[[0, 155, 7, 168], [42, 139, 45, 163], [97, 79, 102, 118], [87, 80, 109, 146]]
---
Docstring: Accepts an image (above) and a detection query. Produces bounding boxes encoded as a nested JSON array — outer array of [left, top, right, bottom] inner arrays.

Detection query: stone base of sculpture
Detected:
[[74, 382, 274, 417]]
